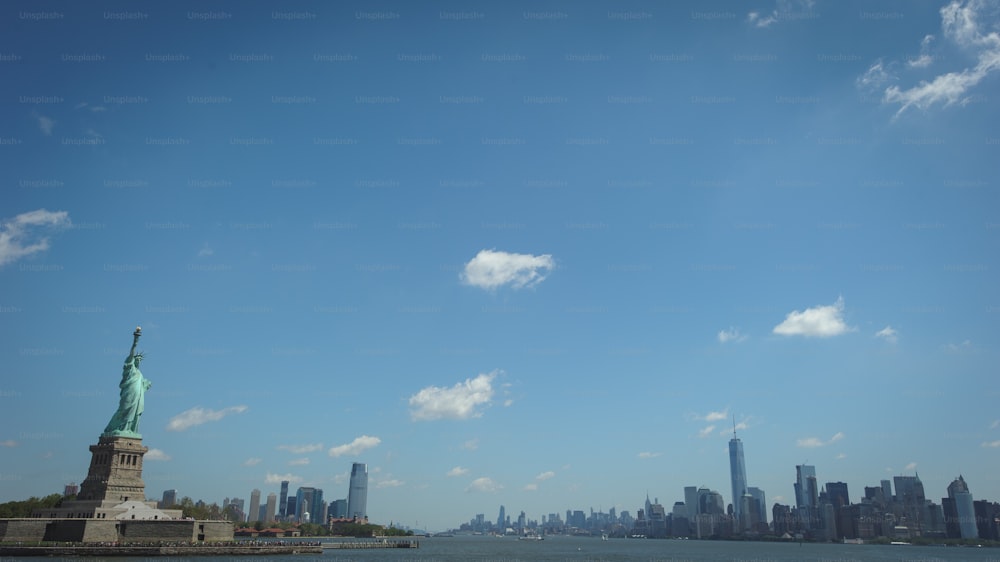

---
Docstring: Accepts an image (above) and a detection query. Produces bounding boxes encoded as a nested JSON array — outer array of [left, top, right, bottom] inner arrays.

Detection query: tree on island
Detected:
[[0, 494, 64, 518]]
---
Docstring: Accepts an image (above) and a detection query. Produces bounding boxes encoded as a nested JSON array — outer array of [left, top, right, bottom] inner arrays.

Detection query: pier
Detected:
[[322, 538, 420, 549]]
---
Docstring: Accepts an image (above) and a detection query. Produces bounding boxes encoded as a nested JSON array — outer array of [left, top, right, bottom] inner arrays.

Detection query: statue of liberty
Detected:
[[103, 327, 152, 438]]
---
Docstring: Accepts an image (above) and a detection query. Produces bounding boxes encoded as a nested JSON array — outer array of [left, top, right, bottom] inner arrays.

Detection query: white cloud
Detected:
[[333, 471, 349, 485], [773, 297, 852, 337], [536, 471, 555, 481], [836, 453, 847, 460], [289, 458, 310, 466], [460, 249, 554, 290], [265, 472, 302, 484], [145, 448, 171, 461], [905, 461, 918, 471], [797, 432, 845, 448], [0, 440, 17, 447], [991, 420, 1000, 429], [858, 60, 895, 91], [908, 35, 936, 68], [0, 209, 71, 267], [946, 339, 973, 352], [982, 440, 1000, 448], [409, 371, 497, 421], [747, 0, 816, 28], [447, 466, 469, 477], [503, 399, 514, 407], [243, 457, 262, 466], [376, 479, 404, 489], [328, 435, 381, 457], [698, 425, 716, 438], [277, 443, 324, 454], [461, 438, 479, 450], [875, 326, 899, 344], [718, 327, 747, 343], [166, 405, 247, 431], [880, 0, 1000, 116], [198, 244, 214, 257], [466, 477, 502, 493], [637, 452, 662, 459], [523, 483, 538, 491], [36, 115, 55, 136]]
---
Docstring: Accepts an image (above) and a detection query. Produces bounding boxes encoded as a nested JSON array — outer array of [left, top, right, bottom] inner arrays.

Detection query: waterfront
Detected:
[[6, 535, 998, 561]]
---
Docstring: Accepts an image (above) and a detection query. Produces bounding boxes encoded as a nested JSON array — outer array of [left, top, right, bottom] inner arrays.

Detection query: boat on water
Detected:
[[518, 532, 544, 541]]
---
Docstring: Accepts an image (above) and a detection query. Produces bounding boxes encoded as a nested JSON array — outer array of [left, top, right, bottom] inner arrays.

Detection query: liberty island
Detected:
[[0, 328, 318, 556]]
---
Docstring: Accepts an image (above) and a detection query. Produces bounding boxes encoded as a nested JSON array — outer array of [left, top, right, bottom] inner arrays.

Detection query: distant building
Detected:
[[348, 463, 368, 520], [946, 475, 978, 539], [248, 489, 261, 523], [729, 433, 748, 524], [265, 492, 277, 523], [296, 487, 318, 523], [279, 480, 289, 518], [285, 496, 297, 521], [825, 482, 849, 508], [161, 489, 177, 508], [329, 498, 347, 519], [794, 465, 818, 529], [747, 486, 767, 527], [64, 483, 79, 497]]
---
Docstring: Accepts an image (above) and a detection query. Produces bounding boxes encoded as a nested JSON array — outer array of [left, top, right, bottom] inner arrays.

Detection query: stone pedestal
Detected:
[[78, 436, 148, 503]]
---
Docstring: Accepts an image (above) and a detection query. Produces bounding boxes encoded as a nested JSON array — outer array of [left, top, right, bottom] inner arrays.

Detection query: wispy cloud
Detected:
[[946, 339, 973, 352], [289, 458, 310, 466], [1, 440, 19, 447], [166, 405, 247, 431], [447, 466, 469, 477], [197, 244, 214, 257], [535, 471, 555, 481], [874, 0, 1000, 116], [747, 0, 816, 28], [0, 209, 71, 267], [698, 425, 716, 438], [773, 297, 852, 337], [796, 432, 845, 448], [328, 435, 381, 457], [991, 420, 1000, 429], [409, 371, 497, 421], [145, 448, 171, 461], [694, 409, 729, 422], [277, 443, 324, 454], [74, 102, 106, 112], [982, 440, 1000, 448], [637, 451, 662, 459], [461, 438, 479, 451], [265, 472, 302, 484], [875, 326, 899, 344], [718, 327, 747, 343], [908, 35, 936, 68], [243, 457, 262, 466], [523, 483, 538, 491], [461, 249, 554, 290], [905, 461, 918, 471], [36, 115, 55, 136], [376, 479, 404, 489], [466, 476, 503, 493]]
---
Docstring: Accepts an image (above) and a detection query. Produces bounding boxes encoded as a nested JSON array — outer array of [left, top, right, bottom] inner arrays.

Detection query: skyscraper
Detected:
[[946, 475, 978, 539], [248, 489, 261, 523], [497, 505, 506, 529], [279, 480, 289, 518], [161, 489, 177, 508], [795, 465, 818, 529], [296, 487, 317, 523], [347, 462, 368, 520], [728, 428, 748, 522], [265, 492, 277, 523]]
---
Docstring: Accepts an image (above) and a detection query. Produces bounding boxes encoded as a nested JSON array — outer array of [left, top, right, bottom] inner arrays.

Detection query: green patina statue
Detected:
[[102, 327, 152, 438]]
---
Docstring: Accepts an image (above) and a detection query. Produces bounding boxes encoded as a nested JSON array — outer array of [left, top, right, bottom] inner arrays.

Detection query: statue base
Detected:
[[77, 435, 149, 503]]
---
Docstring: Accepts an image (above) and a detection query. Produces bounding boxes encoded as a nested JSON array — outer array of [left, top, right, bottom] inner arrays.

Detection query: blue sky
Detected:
[[2, 0, 998, 532]]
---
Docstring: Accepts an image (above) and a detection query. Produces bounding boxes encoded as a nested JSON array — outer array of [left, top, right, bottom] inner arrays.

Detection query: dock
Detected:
[[322, 539, 419, 549]]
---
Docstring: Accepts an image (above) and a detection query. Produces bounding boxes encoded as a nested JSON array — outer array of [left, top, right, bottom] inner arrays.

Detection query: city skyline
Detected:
[[2, 0, 999, 533]]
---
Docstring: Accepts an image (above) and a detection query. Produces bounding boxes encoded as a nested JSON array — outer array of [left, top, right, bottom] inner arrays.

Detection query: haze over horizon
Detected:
[[2, 0, 999, 532]]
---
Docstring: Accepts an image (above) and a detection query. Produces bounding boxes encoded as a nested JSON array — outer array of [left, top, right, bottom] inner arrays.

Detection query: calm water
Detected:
[[10, 535, 998, 562]]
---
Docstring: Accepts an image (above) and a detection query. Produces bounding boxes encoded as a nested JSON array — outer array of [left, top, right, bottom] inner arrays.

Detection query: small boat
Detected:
[[518, 532, 544, 541]]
